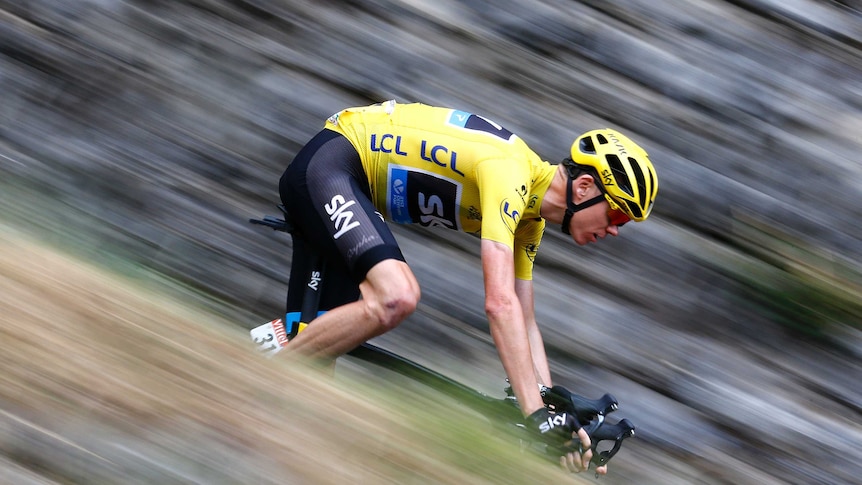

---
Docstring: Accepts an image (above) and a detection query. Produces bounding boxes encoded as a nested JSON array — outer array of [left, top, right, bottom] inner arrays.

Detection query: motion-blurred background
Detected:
[[1, 1, 860, 483]]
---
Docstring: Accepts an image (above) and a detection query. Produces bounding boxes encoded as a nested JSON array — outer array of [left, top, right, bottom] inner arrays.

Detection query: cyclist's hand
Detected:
[[526, 407, 575, 443], [560, 427, 608, 475], [526, 409, 599, 474]]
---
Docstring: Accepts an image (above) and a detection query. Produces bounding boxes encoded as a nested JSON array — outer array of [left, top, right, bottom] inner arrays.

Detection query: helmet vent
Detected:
[[605, 154, 633, 197], [623, 200, 643, 219], [646, 166, 656, 211], [596, 134, 608, 144], [629, 156, 648, 207], [579, 136, 596, 154]]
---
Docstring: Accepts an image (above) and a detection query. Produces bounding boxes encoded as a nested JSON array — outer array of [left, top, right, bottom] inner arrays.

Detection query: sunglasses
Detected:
[[605, 196, 631, 227]]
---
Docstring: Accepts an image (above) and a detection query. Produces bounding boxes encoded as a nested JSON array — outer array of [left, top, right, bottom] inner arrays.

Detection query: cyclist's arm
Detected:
[[515, 278, 552, 386], [481, 238, 545, 416]]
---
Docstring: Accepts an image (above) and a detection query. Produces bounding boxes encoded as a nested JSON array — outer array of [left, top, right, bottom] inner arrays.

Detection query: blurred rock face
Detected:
[[1, 1, 861, 483]]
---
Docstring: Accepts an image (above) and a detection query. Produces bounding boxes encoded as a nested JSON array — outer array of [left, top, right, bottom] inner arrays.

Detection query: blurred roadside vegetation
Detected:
[[730, 215, 862, 344]]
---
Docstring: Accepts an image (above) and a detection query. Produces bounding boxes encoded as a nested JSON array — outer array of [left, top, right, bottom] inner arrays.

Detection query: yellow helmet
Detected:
[[567, 129, 658, 222]]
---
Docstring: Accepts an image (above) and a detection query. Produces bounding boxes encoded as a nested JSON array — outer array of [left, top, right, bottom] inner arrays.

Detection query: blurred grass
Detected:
[[730, 213, 862, 342], [0, 220, 582, 484]]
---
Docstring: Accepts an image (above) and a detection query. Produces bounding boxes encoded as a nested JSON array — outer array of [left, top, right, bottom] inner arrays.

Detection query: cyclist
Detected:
[[278, 100, 657, 473]]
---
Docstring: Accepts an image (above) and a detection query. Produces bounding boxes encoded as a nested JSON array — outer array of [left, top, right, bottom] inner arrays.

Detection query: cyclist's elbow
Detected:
[[485, 294, 516, 321]]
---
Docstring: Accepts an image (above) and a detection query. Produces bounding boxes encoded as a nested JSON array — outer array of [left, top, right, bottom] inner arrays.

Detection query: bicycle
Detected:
[[248, 205, 636, 474]]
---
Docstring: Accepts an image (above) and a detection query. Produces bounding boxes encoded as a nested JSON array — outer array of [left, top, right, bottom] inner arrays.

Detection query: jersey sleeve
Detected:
[[475, 159, 530, 251], [475, 159, 545, 280], [513, 218, 544, 280]]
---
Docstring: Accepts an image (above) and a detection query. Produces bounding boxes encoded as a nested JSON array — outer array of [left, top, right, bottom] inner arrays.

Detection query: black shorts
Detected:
[[279, 129, 405, 313]]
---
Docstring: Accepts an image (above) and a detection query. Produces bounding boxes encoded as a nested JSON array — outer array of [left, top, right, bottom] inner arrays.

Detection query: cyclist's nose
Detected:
[[607, 225, 620, 237]]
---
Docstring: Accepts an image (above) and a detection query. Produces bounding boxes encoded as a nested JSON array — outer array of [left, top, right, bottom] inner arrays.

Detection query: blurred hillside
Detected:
[[1, 1, 861, 483]]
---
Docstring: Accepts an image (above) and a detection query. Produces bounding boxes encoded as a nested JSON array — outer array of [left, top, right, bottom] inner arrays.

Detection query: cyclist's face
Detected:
[[567, 188, 622, 245]]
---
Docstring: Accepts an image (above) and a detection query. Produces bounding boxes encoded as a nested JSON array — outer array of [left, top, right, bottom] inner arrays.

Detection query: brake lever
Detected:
[[578, 417, 636, 474]]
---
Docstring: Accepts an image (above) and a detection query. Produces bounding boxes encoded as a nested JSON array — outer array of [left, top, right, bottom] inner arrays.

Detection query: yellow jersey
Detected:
[[324, 101, 556, 280]]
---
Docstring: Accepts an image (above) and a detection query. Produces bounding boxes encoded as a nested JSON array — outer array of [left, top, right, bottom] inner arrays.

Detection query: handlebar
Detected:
[[249, 205, 293, 233], [578, 417, 636, 469], [506, 383, 635, 471], [540, 385, 618, 425], [543, 385, 633, 470]]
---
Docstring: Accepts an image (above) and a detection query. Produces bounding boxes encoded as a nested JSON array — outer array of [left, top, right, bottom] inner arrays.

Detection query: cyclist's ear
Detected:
[[572, 174, 598, 201]]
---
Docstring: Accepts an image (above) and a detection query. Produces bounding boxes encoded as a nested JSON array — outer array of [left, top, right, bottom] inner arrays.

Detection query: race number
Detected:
[[250, 318, 289, 356]]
